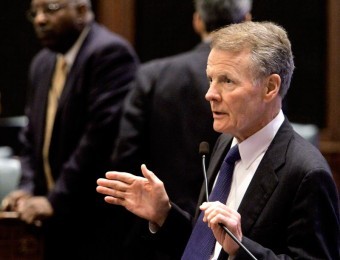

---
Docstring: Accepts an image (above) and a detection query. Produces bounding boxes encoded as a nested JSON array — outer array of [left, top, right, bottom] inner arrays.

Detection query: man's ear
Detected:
[[193, 11, 206, 36], [75, 3, 88, 22], [264, 74, 281, 102], [244, 12, 252, 22]]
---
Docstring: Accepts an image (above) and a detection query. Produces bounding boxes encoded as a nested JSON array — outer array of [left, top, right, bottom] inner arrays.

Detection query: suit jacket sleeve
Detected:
[[143, 202, 193, 259]]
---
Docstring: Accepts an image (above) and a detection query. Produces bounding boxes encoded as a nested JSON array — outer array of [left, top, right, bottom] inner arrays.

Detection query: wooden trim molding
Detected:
[[320, 0, 340, 153], [319, 0, 340, 192], [95, 0, 136, 46]]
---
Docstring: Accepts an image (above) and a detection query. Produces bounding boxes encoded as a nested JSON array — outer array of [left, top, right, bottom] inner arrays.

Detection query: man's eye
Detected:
[[221, 76, 232, 84]]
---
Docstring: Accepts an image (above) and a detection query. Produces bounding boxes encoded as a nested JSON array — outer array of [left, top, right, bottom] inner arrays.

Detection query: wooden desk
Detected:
[[0, 212, 44, 260]]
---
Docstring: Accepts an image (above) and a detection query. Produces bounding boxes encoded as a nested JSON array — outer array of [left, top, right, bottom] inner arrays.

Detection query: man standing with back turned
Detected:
[[97, 21, 340, 259], [2, 0, 139, 259], [111, 1, 251, 258], [113, 0, 252, 216]]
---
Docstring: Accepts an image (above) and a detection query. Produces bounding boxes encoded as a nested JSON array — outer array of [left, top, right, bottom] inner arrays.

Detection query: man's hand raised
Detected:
[[96, 164, 171, 227]]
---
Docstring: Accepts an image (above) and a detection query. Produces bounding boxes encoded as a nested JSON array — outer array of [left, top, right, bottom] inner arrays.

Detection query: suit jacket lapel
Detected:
[[197, 120, 294, 259], [58, 23, 95, 110], [35, 54, 57, 151], [238, 119, 293, 234], [197, 120, 294, 235]]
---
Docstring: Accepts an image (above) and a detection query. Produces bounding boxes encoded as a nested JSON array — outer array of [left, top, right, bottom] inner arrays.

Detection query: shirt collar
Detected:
[[62, 25, 91, 71], [232, 110, 285, 169]]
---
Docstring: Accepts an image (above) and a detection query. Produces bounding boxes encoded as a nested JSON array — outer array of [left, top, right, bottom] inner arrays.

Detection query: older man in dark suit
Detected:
[[2, 0, 139, 259], [97, 21, 339, 259]]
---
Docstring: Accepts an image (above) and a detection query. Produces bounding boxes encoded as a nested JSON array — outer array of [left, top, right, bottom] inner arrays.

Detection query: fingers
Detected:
[[18, 201, 35, 224], [97, 171, 143, 206], [201, 202, 243, 255], [96, 166, 157, 197], [97, 177, 126, 191], [97, 166, 153, 188], [96, 184, 126, 201], [97, 171, 139, 198], [200, 202, 240, 228], [104, 171, 135, 184], [97, 173, 127, 196], [1, 197, 11, 211], [141, 164, 161, 185], [103, 195, 124, 206], [16, 197, 53, 225], [1, 190, 31, 211]]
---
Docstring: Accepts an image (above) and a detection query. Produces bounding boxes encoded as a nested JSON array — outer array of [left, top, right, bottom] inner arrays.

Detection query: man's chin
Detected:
[[212, 124, 224, 133], [38, 37, 50, 46], [41, 42, 60, 52]]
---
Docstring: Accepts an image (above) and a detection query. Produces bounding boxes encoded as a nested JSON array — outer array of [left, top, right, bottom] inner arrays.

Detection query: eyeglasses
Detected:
[[26, 2, 68, 22]]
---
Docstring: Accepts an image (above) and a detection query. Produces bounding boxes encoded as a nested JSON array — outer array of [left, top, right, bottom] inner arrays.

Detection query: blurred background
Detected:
[[0, 0, 339, 189]]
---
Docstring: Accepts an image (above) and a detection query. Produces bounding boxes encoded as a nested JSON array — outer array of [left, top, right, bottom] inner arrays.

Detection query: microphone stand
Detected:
[[200, 143, 257, 260], [218, 224, 257, 260]]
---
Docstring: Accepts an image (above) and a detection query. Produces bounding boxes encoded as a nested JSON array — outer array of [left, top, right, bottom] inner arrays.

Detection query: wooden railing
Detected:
[[0, 212, 44, 260]]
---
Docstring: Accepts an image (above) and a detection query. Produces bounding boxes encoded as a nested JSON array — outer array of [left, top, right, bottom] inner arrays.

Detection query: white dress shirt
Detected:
[[211, 110, 285, 259]]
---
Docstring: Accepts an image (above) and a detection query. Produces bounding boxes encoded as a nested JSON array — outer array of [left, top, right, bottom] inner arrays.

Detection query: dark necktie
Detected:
[[182, 145, 240, 260]]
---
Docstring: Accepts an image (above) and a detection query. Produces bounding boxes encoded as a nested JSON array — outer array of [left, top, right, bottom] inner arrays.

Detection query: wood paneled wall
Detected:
[[320, 0, 340, 191], [321, 0, 340, 147], [95, 0, 136, 46]]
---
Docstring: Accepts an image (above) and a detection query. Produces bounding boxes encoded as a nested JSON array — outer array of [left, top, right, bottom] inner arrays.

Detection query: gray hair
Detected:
[[194, 0, 252, 32], [211, 21, 294, 98]]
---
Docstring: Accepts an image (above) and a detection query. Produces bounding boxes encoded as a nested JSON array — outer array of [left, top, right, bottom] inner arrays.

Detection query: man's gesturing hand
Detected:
[[96, 164, 171, 227]]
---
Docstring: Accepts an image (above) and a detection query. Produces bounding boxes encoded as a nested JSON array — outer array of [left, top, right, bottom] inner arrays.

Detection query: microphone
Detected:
[[199, 141, 210, 202], [199, 141, 257, 260]]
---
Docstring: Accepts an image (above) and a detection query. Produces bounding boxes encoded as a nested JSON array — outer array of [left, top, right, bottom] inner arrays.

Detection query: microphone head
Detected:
[[199, 141, 210, 156]]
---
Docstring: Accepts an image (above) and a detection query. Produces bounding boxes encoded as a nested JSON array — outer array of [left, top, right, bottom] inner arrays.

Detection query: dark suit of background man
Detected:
[[1, 0, 139, 259], [97, 21, 340, 259], [111, 1, 251, 258]]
